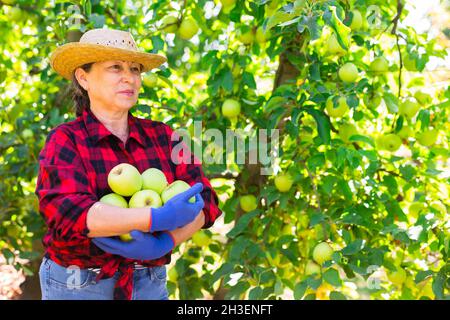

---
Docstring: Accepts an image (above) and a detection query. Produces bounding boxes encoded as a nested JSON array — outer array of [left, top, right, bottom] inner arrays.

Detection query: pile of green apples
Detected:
[[100, 163, 195, 241]]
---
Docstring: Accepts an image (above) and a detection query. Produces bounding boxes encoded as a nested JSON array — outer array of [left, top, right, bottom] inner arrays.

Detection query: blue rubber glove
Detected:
[[150, 182, 205, 232], [92, 230, 175, 261]]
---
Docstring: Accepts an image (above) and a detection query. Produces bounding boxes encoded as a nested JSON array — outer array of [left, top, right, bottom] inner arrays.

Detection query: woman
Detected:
[[35, 28, 222, 300]]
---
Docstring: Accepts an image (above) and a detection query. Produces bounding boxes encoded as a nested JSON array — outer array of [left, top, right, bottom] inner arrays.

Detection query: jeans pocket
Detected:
[[46, 258, 93, 289], [151, 266, 167, 282]]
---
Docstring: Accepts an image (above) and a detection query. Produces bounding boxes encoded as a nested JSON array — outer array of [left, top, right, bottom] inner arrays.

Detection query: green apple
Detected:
[[398, 98, 420, 119], [10, 7, 24, 22], [160, 16, 179, 33], [161, 180, 195, 203], [339, 123, 358, 143], [142, 73, 158, 87], [238, 29, 255, 44], [99, 193, 129, 208], [178, 17, 199, 40], [141, 168, 168, 194], [375, 135, 386, 149], [370, 57, 389, 74], [22, 129, 33, 139], [382, 134, 402, 152], [349, 10, 363, 30], [192, 230, 211, 246], [414, 91, 432, 105], [255, 26, 269, 43], [363, 93, 382, 108], [338, 62, 358, 83], [129, 189, 162, 208], [312, 242, 334, 265], [99, 193, 131, 242], [397, 126, 414, 139], [387, 267, 407, 286], [107, 163, 143, 197], [222, 99, 241, 118], [168, 267, 178, 282], [305, 260, 321, 276], [417, 129, 438, 147], [403, 54, 417, 71], [240, 195, 258, 212], [274, 174, 293, 192], [326, 96, 349, 118], [326, 33, 346, 55]]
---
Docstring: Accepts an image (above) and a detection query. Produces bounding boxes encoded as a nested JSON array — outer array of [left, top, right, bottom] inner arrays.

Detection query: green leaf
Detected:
[[307, 108, 331, 145], [349, 134, 375, 147], [294, 281, 308, 299], [242, 72, 256, 89], [267, 11, 296, 30], [323, 268, 342, 287], [226, 210, 260, 239], [342, 239, 365, 255], [415, 270, 434, 284], [329, 291, 347, 300], [249, 286, 263, 299]]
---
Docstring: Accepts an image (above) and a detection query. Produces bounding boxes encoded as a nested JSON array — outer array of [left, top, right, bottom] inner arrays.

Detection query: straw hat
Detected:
[[50, 28, 167, 80]]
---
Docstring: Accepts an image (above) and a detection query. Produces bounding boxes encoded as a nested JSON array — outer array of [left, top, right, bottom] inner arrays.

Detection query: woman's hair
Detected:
[[71, 63, 93, 117]]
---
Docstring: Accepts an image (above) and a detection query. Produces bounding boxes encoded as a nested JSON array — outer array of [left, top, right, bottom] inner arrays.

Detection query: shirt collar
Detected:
[[82, 107, 145, 147]]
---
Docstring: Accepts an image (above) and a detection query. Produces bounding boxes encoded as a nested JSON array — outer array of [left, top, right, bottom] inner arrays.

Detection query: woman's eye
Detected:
[[111, 65, 121, 70], [131, 67, 140, 73]]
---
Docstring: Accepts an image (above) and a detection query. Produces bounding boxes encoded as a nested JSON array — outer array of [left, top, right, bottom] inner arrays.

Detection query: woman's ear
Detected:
[[75, 67, 89, 91]]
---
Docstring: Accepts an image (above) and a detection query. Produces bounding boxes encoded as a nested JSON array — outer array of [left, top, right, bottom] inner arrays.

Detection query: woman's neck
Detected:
[[90, 105, 129, 143]]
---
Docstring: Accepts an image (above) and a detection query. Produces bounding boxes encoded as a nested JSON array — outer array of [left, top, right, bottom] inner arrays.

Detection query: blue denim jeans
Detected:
[[38, 256, 169, 300]]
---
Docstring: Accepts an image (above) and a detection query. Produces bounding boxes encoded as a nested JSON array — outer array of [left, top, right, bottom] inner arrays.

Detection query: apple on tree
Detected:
[[349, 9, 363, 30], [221, 98, 241, 119], [240, 194, 258, 212], [108, 163, 143, 197], [387, 267, 407, 286], [178, 17, 199, 40], [141, 167, 168, 194], [417, 128, 438, 147], [191, 230, 211, 246], [398, 98, 420, 119], [142, 73, 158, 87], [325, 96, 349, 118], [370, 57, 389, 74], [160, 15, 179, 33], [238, 28, 255, 45], [339, 123, 358, 144], [381, 134, 402, 152], [312, 242, 334, 265], [338, 62, 359, 83], [326, 33, 346, 55], [274, 173, 293, 192], [305, 260, 321, 276]]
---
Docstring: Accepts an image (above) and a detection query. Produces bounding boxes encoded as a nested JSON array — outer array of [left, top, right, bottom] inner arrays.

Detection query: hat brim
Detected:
[[50, 43, 167, 80]]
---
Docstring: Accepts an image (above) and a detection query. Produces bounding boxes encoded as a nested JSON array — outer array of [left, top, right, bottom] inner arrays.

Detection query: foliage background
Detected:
[[0, 0, 449, 299]]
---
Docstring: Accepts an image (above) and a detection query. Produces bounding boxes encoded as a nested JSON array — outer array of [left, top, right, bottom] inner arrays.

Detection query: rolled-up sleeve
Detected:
[[164, 125, 222, 229], [35, 127, 97, 245]]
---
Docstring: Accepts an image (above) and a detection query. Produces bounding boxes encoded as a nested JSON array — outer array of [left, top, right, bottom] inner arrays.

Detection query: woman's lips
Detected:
[[118, 90, 134, 97]]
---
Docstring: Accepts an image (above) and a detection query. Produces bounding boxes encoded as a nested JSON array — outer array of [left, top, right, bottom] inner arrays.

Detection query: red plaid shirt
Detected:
[[35, 107, 222, 300]]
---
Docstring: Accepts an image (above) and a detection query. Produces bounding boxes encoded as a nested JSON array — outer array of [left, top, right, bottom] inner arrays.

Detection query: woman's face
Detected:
[[76, 60, 142, 112]]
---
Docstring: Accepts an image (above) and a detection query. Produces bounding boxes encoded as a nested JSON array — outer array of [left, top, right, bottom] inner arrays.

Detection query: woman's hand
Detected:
[[150, 183, 205, 232], [92, 230, 175, 260]]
